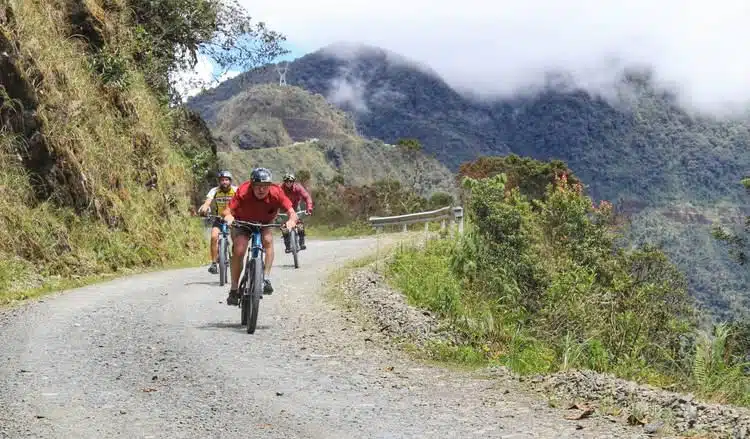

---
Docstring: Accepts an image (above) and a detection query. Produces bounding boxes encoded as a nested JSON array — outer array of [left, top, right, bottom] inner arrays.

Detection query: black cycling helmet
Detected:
[[283, 173, 295, 182], [250, 167, 273, 183], [217, 170, 233, 180]]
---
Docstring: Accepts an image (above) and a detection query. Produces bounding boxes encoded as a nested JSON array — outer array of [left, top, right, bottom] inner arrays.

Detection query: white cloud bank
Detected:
[[238, 0, 750, 116]]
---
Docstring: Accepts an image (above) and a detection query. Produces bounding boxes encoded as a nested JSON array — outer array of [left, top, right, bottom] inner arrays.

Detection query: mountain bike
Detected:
[[276, 210, 308, 269], [205, 215, 231, 286], [231, 219, 280, 334]]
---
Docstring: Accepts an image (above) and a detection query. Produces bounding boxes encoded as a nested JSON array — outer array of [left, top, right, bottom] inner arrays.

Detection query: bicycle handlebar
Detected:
[[277, 210, 308, 219], [202, 213, 298, 229], [231, 219, 282, 229]]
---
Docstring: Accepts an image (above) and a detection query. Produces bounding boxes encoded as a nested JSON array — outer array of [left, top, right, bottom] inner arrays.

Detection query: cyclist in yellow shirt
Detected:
[[198, 170, 238, 274]]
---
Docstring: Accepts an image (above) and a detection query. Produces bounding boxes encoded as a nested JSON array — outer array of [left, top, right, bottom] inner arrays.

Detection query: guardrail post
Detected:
[[452, 206, 464, 235], [402, 223, 408, 233], [424, 222, 429, 233]]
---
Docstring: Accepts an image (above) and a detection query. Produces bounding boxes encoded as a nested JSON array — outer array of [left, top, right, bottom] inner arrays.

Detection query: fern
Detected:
[[692, 323, 750, 404]]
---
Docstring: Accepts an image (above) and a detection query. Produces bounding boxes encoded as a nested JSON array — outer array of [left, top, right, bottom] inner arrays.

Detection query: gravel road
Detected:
[[0, 235, 648, 439]]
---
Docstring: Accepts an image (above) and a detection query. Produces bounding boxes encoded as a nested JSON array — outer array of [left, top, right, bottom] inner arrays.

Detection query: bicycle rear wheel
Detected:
[[290, 229, 300, 269], [218, 237, 228, 286], [246, 256, 263, 334]]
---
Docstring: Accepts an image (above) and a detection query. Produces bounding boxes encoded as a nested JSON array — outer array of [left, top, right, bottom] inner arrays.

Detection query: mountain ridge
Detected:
[[204, 81, 457, 198]]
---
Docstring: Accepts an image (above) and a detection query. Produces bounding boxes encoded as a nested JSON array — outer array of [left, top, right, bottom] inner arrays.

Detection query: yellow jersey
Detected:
[[205, 185, 238, 215]]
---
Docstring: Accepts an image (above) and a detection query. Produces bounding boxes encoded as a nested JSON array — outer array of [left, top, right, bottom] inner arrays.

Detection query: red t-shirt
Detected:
[[282, 182, 313, 210], [228, 181, 293, 223]]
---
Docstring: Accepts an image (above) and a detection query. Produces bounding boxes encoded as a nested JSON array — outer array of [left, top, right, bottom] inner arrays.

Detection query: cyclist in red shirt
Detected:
[[221, 168, 298, 306], [281, 173, 314, 253]]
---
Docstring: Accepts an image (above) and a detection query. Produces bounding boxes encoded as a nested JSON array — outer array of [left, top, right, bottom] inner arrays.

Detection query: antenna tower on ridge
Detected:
[[276, 61, 289, 86]]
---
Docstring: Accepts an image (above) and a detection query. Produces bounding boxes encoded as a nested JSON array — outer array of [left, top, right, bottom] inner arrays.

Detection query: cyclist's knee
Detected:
[[232, 235, 249, 256], [210, 227, 220, 239], [261, 229, 274, 247]]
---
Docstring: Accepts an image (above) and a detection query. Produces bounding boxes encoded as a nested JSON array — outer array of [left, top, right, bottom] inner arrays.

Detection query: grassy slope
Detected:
[[219, 137, 457, 197], [209, 82, 458, 197], [213, 83, 357, 149], [0, 0, 209, 304]]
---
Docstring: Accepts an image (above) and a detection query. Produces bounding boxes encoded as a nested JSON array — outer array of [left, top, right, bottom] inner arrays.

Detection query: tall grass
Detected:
[[387, 236, 750, 408], [0, 0, 208, 302], [385, 170, 750, 408]]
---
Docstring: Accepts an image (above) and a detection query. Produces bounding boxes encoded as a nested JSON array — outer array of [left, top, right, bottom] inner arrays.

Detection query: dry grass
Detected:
[[0, 0, 208, 303]]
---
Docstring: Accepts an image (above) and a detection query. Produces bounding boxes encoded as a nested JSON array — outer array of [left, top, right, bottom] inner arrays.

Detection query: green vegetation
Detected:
[[128, 0, 288, 102], [387, 162, 750, 407], [302, 175, 455, 236], [713, 178, 750, 267], [201, 82, 459, 237], [219, 137, 456, 197], [0, 0, 286, 303], [213, 84, 357, 149]]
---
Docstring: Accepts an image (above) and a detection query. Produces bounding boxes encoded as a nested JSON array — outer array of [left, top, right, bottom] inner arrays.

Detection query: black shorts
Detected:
[[231, 222, 272, 239], [210, 218, 224, 229]]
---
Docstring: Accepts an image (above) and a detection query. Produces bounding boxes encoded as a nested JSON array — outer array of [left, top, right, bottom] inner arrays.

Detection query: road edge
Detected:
[[326, 240, 750, 439]]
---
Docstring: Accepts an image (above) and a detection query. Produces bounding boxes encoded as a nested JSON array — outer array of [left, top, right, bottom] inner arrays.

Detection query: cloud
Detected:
[[327, 74, 369, 114], [239, 0, 750, 116]]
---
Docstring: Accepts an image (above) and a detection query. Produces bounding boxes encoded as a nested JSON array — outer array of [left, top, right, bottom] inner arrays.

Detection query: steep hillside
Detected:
[[213, 84, 357, 150], [189, 45, 499, 167], [0, 0, 217, 300], [204, 82, 456, 198], [188, 43, 750, 320], [220, 137, 456, 198]]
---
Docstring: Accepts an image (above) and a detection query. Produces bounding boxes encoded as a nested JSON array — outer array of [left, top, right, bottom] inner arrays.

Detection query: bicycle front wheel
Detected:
[[290, 229, 300, 269], [218, 237, 228, 286], [246, 256, 263, 334]]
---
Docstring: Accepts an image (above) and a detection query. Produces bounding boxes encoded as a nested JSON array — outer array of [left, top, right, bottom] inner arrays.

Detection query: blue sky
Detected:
[[175, 0, 750, 116]]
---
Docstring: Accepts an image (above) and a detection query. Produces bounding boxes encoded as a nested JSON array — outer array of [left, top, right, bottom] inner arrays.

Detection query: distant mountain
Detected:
[[188, 43, 750, 204], [203, 81, 456, 197], [211, 83, 357, 151], [188, 43, 750, 320], [188, 43, 503, 170]]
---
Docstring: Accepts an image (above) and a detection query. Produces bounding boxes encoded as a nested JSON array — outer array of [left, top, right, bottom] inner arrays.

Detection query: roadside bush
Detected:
[[388, 167, 733, 393]]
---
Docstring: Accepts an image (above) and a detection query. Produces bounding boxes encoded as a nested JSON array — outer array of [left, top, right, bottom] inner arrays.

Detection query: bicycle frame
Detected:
[[232, 220, 281, 273], [249, 225, 263, 260], [219, 221, 229, 238], [204, 215, 230, 238]]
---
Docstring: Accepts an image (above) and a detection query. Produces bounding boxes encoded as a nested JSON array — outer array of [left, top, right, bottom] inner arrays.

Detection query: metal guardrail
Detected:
[[368, 206, 464, 234]]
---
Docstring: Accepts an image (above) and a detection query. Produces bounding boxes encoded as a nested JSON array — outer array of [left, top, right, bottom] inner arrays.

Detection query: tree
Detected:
[[428, 192, 454, 209], [396, 138, 422, 152], [712, 177, 750, 265], [457, 154, 581, 203], [395, 138, 431, 194], [331, 174, 345, 186], [127, 0, 289, 101], [296, 169, 311, 186]]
